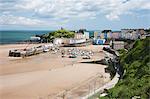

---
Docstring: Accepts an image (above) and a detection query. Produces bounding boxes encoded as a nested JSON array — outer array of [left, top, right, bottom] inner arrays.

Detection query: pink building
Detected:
[[112, 31, 121, 39]]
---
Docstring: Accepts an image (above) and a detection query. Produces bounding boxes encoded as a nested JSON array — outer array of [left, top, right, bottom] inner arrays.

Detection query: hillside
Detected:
[[41, 29, 75, 42], [101, 37, 150, 99]]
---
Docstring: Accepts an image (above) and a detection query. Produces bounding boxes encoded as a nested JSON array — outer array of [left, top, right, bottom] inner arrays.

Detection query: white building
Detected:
[[53, 38, 63, 45], [74, 33, 85, 39], [84, 31, 90, 39], [69, 38, 86, 44]]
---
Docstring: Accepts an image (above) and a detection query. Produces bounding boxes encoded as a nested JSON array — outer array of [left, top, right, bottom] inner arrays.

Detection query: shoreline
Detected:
[[0, 42, 49, 45]]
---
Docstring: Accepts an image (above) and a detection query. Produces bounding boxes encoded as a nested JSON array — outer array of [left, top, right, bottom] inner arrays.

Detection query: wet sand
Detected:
[[0, 44, 110, 99]]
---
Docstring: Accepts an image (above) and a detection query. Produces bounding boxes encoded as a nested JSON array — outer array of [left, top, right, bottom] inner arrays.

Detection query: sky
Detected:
[[0, 0, 150, 30]]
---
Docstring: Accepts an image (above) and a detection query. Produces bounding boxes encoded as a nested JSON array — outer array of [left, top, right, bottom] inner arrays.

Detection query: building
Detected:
[[74, 32, 85, 39], [101, 30, 112, 39], [53, 38, 63, 45], [112, 41, 124, 50], [84, 31, 90, 39], [107, 32, 112, 39], [112, 31, 121, 40], [100, 33, 104, 39], [69, 38, 86, 44], [79, 29, 87, 34], [138, 29, 145, 35], [88, 31, 94, 38], [63, 38, 88, 47], [121, 29, 134, 39], [74, 29, 90, 40], [144, 29, 150, 35], [93, 39, 106, 45], [94, 32, 99, 39], [121, 29, 144, 40]]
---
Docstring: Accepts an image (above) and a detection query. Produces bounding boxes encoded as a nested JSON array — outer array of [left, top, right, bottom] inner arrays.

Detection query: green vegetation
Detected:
[[42, 29, 75, 42], [101, 37, 150, 99], [105, 60, 116, 79]]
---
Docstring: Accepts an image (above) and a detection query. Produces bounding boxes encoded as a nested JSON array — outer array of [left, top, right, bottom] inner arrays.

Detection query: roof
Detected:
[[112, 31, 121, 33]]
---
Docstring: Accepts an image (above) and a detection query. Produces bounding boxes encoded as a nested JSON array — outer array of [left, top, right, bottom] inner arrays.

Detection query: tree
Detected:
[[42, 29, 75, 42]]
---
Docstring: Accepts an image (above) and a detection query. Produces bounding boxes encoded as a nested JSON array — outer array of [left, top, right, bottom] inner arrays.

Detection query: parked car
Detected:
[[69, 54, 77, 58], [82, 55, 91, 59]]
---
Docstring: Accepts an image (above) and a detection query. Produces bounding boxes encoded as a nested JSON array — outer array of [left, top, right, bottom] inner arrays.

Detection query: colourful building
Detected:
[[101, 30, 112, 39], [94, 32, 98, 39], [93, 39, 106, 45], [111, 31, 121, 39], [121, 29, 143, 40]]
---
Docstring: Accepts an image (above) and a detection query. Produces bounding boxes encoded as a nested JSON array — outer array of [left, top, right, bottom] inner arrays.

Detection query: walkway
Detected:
[[82, 49, 121, 99], [81, 72, 120, 99]]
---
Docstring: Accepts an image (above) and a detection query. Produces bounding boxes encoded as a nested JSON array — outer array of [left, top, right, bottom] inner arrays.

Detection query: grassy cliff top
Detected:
[[101, 37, 150, 99]]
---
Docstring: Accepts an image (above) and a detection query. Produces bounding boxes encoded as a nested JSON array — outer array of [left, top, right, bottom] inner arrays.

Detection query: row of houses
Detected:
[[94, 29, 146, 40], [33, 28, 148, 49], [52, 29, 92, 47]]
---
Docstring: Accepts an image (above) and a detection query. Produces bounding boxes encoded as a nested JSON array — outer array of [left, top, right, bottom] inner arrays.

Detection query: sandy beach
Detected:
[[0, 44, 110, 99]]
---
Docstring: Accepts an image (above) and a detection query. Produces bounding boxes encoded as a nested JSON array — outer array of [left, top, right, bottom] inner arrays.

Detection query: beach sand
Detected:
[[0, 44, 110, 99]]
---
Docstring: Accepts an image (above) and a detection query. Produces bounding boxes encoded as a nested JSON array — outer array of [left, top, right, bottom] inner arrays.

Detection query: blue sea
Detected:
[[0, 30, 95, 44], [0, 30, 53, 44]]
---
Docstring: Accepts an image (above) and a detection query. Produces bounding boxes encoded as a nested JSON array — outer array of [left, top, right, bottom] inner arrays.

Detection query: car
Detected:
[[82, 55, 91, 59], [69, 55, 77, 58]]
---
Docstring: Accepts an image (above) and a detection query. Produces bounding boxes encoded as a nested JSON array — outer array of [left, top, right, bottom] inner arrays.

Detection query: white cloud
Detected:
[[0, 15, 47, 26], [106, 13, 119, 21], [105, 0, 150, 20], [0, 0, 150, 26]]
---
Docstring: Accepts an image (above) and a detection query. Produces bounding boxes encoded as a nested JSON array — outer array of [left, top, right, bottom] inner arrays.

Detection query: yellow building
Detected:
[[94, 32, 98, 39]]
